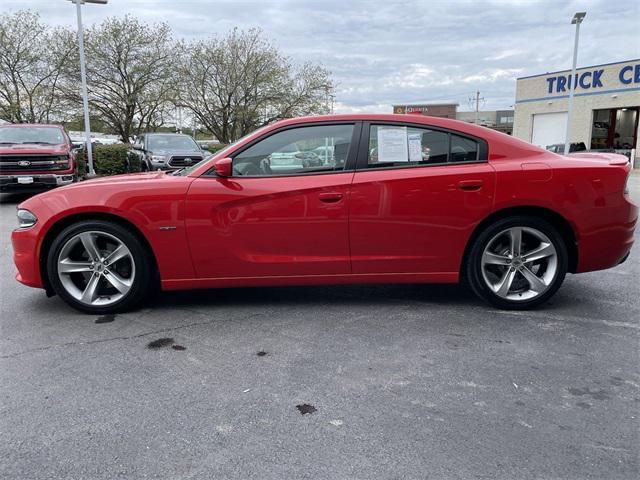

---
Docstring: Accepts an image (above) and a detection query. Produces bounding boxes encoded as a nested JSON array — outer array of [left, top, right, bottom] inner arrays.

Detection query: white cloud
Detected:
[[3, 0, 639, 112]]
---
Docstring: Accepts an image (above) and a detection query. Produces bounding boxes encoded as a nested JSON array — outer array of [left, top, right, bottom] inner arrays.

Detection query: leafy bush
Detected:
[[200, 143, 227, 154], [75, 144, 139, 177]]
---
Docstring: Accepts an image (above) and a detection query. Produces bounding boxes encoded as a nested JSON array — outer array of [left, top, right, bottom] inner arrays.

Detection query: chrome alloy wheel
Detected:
[[480, 226, 558, 302], [56, 231, 135, 307]]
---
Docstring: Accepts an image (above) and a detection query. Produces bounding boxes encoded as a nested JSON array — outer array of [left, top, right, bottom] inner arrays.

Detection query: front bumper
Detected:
[[0, 173, 75, 191], [12, 221, 44, 289]]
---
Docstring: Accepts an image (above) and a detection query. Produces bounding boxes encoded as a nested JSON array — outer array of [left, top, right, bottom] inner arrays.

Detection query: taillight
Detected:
[[624, 172, 630, 195]]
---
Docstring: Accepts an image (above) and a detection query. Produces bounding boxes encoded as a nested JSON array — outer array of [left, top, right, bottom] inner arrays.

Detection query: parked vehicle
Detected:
[[545, 142, 587, 154], [0, 124, 77, 192], [128, 133, 205, 171], [11, 114, 637, 314]]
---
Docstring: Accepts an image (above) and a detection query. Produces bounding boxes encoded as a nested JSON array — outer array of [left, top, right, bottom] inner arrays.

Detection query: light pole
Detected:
[[68, 0, 108, 176], [564, 11, 586, 155]]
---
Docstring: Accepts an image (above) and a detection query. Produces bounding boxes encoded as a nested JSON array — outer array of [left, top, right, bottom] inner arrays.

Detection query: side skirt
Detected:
[[162, 271, 459, 291]]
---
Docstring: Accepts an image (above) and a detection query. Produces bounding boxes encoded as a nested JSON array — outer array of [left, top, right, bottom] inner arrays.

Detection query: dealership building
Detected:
[[513, 58, 639, 164]]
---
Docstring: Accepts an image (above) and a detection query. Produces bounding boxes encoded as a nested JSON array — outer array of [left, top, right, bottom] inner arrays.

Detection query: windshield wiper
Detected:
[[22, 141, 55, 145], [0, 142, 16, 145]]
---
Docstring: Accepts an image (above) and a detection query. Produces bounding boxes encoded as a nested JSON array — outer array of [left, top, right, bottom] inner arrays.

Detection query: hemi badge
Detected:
[[158, 226, 177, 231]]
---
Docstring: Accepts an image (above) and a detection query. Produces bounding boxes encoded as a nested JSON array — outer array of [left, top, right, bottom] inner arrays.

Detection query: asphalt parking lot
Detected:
[[1, 174, 639, 480]]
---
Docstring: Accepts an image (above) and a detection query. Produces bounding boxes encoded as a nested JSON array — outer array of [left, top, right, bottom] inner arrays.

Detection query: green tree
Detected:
[[178, 28, 334, 143], [62, 15, 178, 142], [0, 10, 76, 123]]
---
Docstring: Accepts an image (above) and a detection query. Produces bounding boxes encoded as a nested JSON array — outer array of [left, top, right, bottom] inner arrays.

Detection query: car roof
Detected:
[[268, 114, 506, 140], [144, 132, 192, 136], [0, 123, 64, 129]]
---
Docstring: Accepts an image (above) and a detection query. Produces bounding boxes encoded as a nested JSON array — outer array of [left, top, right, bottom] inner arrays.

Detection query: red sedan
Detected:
[[11, 114, 637, 314]]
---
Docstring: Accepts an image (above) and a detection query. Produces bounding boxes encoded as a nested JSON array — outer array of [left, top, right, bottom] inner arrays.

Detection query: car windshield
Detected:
[[0, 126, 65, 145], [147, 135, 199, 150]]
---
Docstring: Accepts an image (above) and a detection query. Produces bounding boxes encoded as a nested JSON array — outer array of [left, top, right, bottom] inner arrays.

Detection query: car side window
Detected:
[[366, 125, 484, 168], [450, 134, 479, 162], [232, 124, 354, 176], [368, 125, 449, 167]]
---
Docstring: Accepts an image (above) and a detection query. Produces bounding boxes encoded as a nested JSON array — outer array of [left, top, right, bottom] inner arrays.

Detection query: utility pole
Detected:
[[68, 0, 109, 176], [474, 91, 484, 124], [564, 12, 586, 155]]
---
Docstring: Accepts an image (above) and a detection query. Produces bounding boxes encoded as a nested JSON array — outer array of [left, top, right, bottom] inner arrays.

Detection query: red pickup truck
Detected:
[[0, 124, 78, 192]]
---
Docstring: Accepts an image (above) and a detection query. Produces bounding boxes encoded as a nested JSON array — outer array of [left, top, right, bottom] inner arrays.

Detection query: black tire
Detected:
[[466, 215, 568, 310], [46, 220, 153, 314]]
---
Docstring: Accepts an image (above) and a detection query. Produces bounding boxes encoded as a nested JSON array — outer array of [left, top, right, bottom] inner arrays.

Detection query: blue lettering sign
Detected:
[[619, 65, 633, 84], [579, 71, 592, 89], [557, 76, 567, 92], [635, 64, 640, 83], [591, 69, 604, 88], [546, 77, 556, 93]]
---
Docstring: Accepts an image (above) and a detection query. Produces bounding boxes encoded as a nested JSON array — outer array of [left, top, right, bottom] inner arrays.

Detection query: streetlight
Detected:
[[564, 11, 586, 155], [68, 0, 108, 176]]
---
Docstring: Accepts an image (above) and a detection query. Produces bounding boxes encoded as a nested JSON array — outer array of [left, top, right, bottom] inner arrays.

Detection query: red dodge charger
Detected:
[[11, 114, 637, 313]]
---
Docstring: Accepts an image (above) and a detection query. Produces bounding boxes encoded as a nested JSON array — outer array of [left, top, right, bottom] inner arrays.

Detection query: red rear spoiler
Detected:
[[568, 152, 630, 166]]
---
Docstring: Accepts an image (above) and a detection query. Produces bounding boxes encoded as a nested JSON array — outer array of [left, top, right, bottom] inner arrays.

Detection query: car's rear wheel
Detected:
[[466, 216, 568, 309], [47, 220, 153, 314]]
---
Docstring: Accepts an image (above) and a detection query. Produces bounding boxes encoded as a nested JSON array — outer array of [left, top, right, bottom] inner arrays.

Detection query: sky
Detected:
[[4, 0, 639, 113]]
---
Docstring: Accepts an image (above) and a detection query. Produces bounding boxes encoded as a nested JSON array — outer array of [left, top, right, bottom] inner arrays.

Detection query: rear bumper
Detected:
[[576, 197, 638, 273], [0, 173, 75, 191]]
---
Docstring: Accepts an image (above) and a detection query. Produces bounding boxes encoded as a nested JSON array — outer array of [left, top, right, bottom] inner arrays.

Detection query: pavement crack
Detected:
[[0, 317, 225, 359]]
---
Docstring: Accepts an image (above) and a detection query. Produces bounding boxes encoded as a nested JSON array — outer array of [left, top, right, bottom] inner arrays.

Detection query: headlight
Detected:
[[150, 155, 166, 163], [54, 155, 70, 168], [17, 209, 37, 228]]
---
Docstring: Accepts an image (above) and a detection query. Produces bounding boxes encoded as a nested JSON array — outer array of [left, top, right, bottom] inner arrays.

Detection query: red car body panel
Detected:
[[349, 162, 496, 275], [10, 114, 637, 293]]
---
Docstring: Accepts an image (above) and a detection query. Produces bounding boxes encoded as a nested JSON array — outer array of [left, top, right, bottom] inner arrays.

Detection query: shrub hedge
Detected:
[[200, 143, 227, 154], [75, 144, 140, 177]]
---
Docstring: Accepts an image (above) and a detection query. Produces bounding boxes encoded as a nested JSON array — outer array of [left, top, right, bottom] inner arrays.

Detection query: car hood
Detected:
[[0, 143, 69, 155], [80, 171, 168, 185], [149, 149, 203, 156]]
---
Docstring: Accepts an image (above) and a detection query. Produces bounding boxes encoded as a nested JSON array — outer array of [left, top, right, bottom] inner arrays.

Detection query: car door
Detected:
[[349, 121, 496, 275], [185, 122, 361, 278]]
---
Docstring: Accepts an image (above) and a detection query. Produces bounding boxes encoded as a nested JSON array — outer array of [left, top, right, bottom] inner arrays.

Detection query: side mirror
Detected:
[[214, 157, 232, 177]]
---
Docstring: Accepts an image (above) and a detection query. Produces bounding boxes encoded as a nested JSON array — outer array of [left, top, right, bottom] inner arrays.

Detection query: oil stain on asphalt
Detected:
[[95, 314, 116, 324], [147, 338, 175, 349], [296, 404, 317, 415], [256, 350, 268, 356], [146, 338, 187, 351]]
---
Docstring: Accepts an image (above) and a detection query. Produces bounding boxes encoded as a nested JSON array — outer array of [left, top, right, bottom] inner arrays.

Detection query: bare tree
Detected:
[[62, 15, 178, 142], [178, 28, 334, 143], [0, 10, 76, 123]]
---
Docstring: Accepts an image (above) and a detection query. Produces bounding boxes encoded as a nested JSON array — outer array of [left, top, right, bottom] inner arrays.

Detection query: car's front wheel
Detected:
[[466, 216, 568, 309], [47, 220, 153, 314]]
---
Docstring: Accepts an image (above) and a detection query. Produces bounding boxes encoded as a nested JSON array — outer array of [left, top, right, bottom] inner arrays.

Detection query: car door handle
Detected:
[[458, 180, 483, 191], [319, 192, 344, 203]]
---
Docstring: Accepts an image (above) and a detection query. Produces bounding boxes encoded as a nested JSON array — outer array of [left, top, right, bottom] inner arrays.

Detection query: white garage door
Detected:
[[531, 112, 567, 148]]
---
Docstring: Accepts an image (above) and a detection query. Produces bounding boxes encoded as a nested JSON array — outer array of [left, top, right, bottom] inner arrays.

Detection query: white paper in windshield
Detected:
[[408, 132, 422, 162], [377, 126, 408, 162]]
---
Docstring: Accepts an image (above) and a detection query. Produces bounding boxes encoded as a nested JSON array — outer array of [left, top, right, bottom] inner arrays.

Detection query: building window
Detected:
[[591, 108, 639, 150]]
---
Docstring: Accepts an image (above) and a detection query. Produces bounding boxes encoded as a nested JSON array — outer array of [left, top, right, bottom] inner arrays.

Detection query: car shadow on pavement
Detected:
[[149, 283, 480, 310]]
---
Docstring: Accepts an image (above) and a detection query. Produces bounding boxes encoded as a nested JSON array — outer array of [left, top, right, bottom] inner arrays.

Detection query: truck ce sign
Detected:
[[546, 63, 640, 93]]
